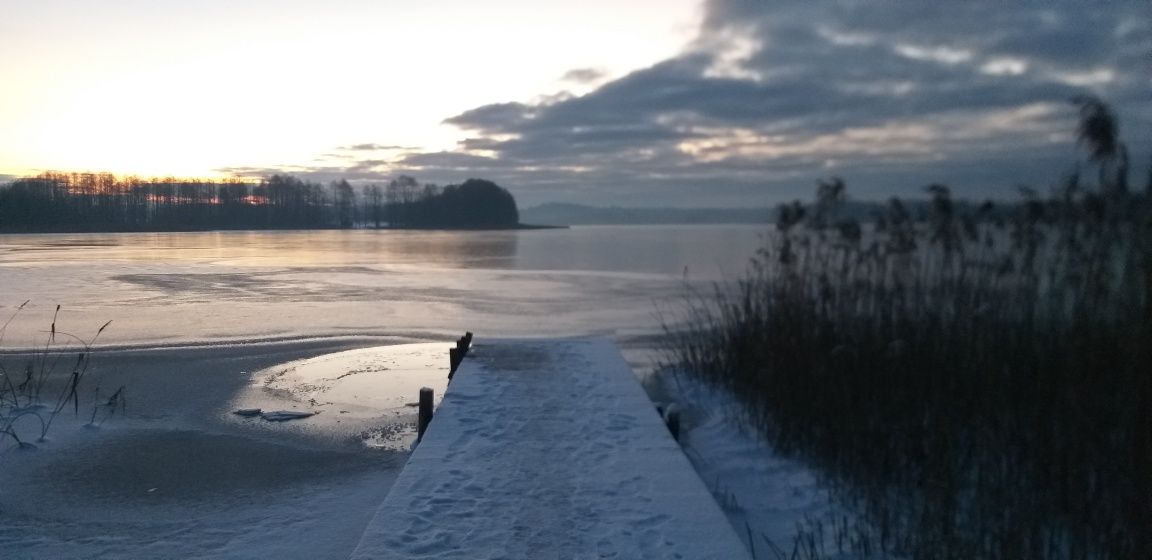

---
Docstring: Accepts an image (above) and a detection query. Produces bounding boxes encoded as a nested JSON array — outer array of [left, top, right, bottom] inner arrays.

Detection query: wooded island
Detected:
[[0, 173, 524, 232]]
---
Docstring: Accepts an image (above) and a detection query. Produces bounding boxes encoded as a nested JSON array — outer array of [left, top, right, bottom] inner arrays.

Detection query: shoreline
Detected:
[[0, 223, 567, 235], [0, 333, 433, 356]]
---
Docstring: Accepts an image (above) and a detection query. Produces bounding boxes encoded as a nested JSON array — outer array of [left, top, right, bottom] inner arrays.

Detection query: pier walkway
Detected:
[[351, 338, 750, 559]]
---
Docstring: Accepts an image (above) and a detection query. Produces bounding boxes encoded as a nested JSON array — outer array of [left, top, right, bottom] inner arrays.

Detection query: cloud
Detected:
[[444, 102, 535, 134], [398, 152, 507, 171], [216, 166, 309, 178], [560, 67, 608, 84], [214, 165, 359, 184], [338, 143, 416, 151], [345, 0, 1151, 207]]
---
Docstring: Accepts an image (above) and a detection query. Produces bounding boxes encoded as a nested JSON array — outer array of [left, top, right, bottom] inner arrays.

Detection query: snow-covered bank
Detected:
[[673, 384, 848, 558], [0, 340, 448, 559], [1, 430, 399, 559], [352, 339, 751, 560]]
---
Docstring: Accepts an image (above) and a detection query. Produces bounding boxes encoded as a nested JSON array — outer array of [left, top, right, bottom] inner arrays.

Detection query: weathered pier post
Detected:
[[417, 387, 434, 442], [448, 331, 474, 380], [449, 348, 462, 378], [664, 404, 681, 441]]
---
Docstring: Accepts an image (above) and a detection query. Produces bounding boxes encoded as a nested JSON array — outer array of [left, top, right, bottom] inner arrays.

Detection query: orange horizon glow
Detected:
[[0, 0, 702, 180]]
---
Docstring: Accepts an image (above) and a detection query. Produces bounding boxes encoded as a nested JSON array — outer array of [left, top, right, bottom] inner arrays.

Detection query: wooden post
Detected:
[[417, 387, 434, 442], [664, 404, 681, 441], [448, 332, 472, 381], [449, 347, 461, 379]]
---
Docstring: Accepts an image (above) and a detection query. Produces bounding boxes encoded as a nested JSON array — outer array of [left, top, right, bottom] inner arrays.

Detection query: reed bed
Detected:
[[669, 99, 1150, 559]]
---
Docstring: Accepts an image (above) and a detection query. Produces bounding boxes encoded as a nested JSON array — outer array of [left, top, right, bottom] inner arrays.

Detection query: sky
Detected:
[[0, 0, 1148, 207]]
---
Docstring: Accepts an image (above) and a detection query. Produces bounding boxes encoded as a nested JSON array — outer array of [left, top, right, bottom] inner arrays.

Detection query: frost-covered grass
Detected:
[[667, 103, 1151, 558], [0, 303, 121, 449]]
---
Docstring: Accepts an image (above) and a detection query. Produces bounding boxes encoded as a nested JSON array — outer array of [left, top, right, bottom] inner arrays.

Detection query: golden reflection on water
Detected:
[[0, 230, 521, 268], [0, 226, 767, 348], [0, 225, 766, 277]]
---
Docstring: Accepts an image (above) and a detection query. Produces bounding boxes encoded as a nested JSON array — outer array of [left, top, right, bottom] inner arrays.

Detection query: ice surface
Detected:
[[259, 410, 316, 421], [0, 227, 763, 349], [227, 342, 453, 451]]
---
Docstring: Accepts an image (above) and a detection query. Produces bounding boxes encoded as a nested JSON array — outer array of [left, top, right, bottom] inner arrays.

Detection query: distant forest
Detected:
[[0, 173, 520, 232]]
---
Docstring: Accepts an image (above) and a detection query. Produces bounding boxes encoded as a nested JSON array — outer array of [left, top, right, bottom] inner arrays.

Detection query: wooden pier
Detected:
[[351, 338, 751, 560]]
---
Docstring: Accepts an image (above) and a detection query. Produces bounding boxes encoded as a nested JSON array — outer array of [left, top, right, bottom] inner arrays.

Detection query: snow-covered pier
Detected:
[[351, 338, 751, 560]]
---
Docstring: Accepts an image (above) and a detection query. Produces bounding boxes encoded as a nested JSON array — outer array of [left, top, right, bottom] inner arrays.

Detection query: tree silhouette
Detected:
[[334, 179, 355, 228], [809, 176, 846, 230], [430, 178, 519, 228], [0, 172, 522, 232], [1072, 95, 1124, 194], [363, 184, 384, 228], [384, 178, 520, 228]]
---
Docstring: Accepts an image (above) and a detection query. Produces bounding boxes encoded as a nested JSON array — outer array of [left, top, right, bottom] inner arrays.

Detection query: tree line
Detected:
[[0, 173, 519, 232]]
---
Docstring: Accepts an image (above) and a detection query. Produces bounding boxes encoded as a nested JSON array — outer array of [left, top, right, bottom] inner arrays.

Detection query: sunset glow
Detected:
[[0, 0, 700, 179], [1, 1, 1147, 206]]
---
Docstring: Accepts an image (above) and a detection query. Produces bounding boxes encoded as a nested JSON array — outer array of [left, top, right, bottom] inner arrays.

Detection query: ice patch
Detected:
[[229, 342, 453, 450], [259, 410, 316, 421]]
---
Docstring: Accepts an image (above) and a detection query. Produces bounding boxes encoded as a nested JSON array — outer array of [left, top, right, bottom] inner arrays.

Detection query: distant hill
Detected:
[[519, 200, 1001, 227], [520, 203, 773, 226]]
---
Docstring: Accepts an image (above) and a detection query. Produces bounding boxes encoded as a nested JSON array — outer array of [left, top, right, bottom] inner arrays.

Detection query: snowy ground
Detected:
[[665, 374, 852, 559]]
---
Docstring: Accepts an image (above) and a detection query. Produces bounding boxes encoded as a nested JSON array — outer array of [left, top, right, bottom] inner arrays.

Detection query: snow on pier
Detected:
[[351, 339, 751, 560]]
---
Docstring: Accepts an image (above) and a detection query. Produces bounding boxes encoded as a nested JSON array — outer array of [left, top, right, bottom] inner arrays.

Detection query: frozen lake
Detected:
[[0, 225, 773, 558], [0, 225, 767, 349], [1, 225, 829, 559]]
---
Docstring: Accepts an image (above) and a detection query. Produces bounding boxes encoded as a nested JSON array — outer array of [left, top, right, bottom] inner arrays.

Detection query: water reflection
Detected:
[[0, 225, 766, 347], [0, 230, 522, 268], [228, 343, 452, 451], [0, 225, 763, 277]]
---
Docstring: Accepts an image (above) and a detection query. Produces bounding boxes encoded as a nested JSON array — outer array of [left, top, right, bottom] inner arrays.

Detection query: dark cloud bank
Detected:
[[266, 0, 1152, 207]]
